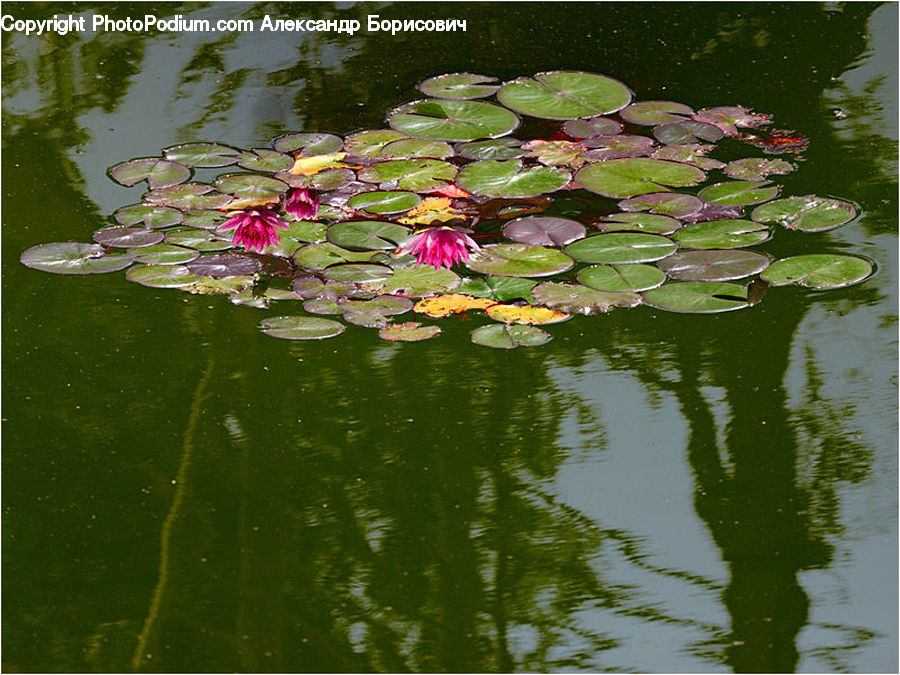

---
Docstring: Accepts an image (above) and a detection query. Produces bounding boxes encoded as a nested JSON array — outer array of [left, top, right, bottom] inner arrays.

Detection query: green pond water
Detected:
[[2, 2, 897, 672]]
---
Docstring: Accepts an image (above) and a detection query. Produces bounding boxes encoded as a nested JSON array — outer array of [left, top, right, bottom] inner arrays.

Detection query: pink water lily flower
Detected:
[[400, 226, 479, 269], [284, 188, 319, 221], [220, 207, 288, 253]]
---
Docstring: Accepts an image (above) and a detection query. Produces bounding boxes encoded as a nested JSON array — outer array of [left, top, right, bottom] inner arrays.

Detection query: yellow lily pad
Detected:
[[397, 197, 466, 226], [413, 293, 496, 318], [289, 152, 349, 176], [485, 303, 569, 325]]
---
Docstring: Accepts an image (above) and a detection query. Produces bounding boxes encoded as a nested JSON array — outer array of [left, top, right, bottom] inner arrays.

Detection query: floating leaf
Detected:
[[699, 181, 779, 206], [522, 140, 587, 167], [371, 265, 461, 297], [456, 276, 538, 302], [126, 264, 201, 288], [380, 138, 455, 159], [184, 276, 253, 295], [751, 195, 857, 232], [619, 100, 693, 125], [465, 243, 574, 277], [658, 249, 770, 281], [413, 293, 496, 317], [692, 107, 772, 135], [278, 167, 355, 192], [531, 282, 641, 314], [293, 277, 372, 300], [344, 130, 410, 157], [723, 158, 795, 181], [673, 219, 770, 249], [273, 132, 344, 156], [185, 254, 261, 278], [131, 244, 200, 265], [565, 233, 676, 264], [347, 191, 421, 215], [619, 192, 704, 218], [643, 281, 750, 313], [563, 116, 623, 138], [380, 322, 442, 341], [341, 295, 413, 316], [327, 220, 412, 250], [323, 263, 394, 284], [502, 216, 586, 246], [577, 264, 666, 292], [215, 173, 289, 199], [598, 212, 682, 235], [389, 99, 519, 141], [304, 298, 345, 315], [396, 197, 465, 226], [258, 316, 345, 340], [456, 138, 524, 161], [93, 226, 164, 248], [146, 183, 232, 211], [497, 71, 632, 119], [182, 210, 226, 229], [471, 324, 551, 349], [165, 228, 233, 251], [114, 204, 183, 229], [281, 220, 327, 243], [288, 152, 349, 176], [419, 73, 499, 99], [653, 120, 724, 144], [457, 160, 570, 198], [109, 158, 190, 188], [485, 304, 569, 325], [579, 135, 655, 161], [576, 159, 705, 198], [20, 242, 133, 275], [237, 149, 294, 172], [650, 144, 725, 170], [358, 159, 457, 192], [293, 242, 377, 270], [761, 254, 873, 289], [163, 143, 241, 167], [681, 202, 745, 224]]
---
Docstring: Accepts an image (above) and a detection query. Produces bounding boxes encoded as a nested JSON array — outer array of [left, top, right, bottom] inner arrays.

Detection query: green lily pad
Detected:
[[523, 140, 587, 167], [380, 322, 442, 342], [163, 143, 241, 167], [457, 160, 570, 198], [418, 73, 499, 100], [20, 242, 133, 275], [185, 254, 260, 278], [293, 277, 372, 300], [215, 173, 289, 199], [182, 211, 226, 229], [277, 167, 355, 191], [650, 144, 726, 170], [327, 221, 412, 250], [619, 100, 693, 125], [258, 316, 345, 340], [93, 226, 164, 248], [531, 281, 641, 314], [344, 130, 410, 157], [263, 236, 303, 258], [698, 181, 779, 206], [673, 219, 770, 249], [575, 158, 705, 198], [114, 204, 183, 229], [379, 138, 455, 159], [347, 191, 421, 215], [761, 254, 873, 289], [165, 228, 233, 251], [389, 99, 519, 141], [598, 212, 682, 234], [237, 149, 295, 172], [465, 243, 574, 277], [578, 264, 666, 292], [502, 216, 586, 246], [658, 249, 770, 281], [358, 159, 457, 192], [497, 71, 632, 119], [372, 265, 461, 297], [643, 281, 750, 313], [471, 323, 551, 349], [562, 116, 623, 138], [293, 243, 377, 270], [131, 244, 200, 265], [456, 276, 538, 302], [618, 192, 704, 218], [565, 233, 676, 264], [109, 158, 191, 188], [303, 298, 345, 315], [125, 264, 201, 288], [273, 132, 343, 156], [723, 158, 795, 182], [282, 220, 327, 243], [653, 120, 724, 144], [341, 295, 413, 316], [456, 138, 524, 161], [146, 184, 232, 211], [323, 263, 394, 284], [751, 195, 857, 232]]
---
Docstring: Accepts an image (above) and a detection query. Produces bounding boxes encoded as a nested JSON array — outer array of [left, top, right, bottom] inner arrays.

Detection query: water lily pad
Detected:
[[186, 254, 261, 278], [751, 196, 857, 232], [562, 116, 622, 138], [379, 138, 455, 159], [359, 159, 457, 192], [653, 120, 724, 144], [347, 191, 421, 215], [576, 159, 705, 198], [215, 173, 289, 199], [455, 276, 538, 302], [457, 160, 570, 198], [502, 216, 586, 246], [303, 298, 345, 315], [485, 304, 569, 325], [419, 73, 499, 99], [293, 277, 371, 300], [131, 244, 200, 265], [372, 265, 461, 297], [577, 264, 666, 292], [565, 233, 676, 264], [109, 158, 191, 188], [263, 236, 303, 258], [278, 167, 355, 192], [761, 254, 873, 289], [620, 101, 693, 125], [413, 294, 496, 317], [165, 228, 233, 251], [323, 263, 393, 284], [273, 132, 344, 156], [658, 249, 770, 281], [20, 242, 133, 275], [327, 220, 412, 250], [531, 282, 641, 314], [692, 107, 771, 136], [650, 144, 725, 170], [465, 243, 574, 277], [237, 149, 295, 172], [579, 135, 655, 161], [618, 192, 704, 218], [182, 210, 226, 229], [471, 324, 551, 349], [699, 181, 779, 206], [673, 219, 770, 249], [497, 71, 632, 119], [93, 226, 164, 248], [258, 316, 345, 340], [344, 130, 410, 157], [282, 220, 327, 243], [643, 281, 750, 313], [723, 158, 794, 181], [380, 322, 442, 341], [523, 140, 588, 167], [598, 212, 682, 234], [114, 204, 183, 229], [389, 99, 519, 141], [456, 138, 524, 160], [293, 243, 376, 270], [146, 184, 232, 211], [681, 202, 745, 224], [125, 264, 201, 288], [341, 295, 414, 316], [163, 143, 241, 167]]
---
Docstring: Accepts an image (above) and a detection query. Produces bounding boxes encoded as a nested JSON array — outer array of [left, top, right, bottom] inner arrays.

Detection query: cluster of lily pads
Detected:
[[20, 71, 873, 348]]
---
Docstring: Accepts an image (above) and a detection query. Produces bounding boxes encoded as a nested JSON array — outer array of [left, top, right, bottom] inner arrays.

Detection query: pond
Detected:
[[2, 2, 897, 672]]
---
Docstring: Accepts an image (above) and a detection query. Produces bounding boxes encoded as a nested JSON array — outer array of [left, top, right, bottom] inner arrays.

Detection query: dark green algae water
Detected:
[[2, 2, 897, 672]]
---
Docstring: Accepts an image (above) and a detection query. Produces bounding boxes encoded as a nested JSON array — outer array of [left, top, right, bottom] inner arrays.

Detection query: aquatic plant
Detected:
[[21, 71, 874, 347]]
